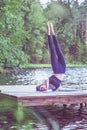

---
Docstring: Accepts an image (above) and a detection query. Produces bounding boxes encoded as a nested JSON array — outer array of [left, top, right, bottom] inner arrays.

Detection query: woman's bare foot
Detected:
[[49, 22, 55, 35], [47, 22, 51, 35]]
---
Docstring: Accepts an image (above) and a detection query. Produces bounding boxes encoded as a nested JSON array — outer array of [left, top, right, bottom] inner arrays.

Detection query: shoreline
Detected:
[[20, 63, 87, 69], [0, 63, 87, 74]]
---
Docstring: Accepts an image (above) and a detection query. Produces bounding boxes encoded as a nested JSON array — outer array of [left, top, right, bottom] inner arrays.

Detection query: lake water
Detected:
[[0, 67, 87, 130]]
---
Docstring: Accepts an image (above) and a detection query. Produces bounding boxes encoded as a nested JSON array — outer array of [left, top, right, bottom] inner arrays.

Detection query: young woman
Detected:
[[36, 22, 66, 91]]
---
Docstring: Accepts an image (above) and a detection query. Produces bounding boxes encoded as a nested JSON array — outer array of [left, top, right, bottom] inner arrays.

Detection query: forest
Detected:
[[0, 0, 87, 71]]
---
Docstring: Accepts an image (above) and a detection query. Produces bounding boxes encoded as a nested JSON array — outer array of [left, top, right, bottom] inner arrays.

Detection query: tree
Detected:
[[22, 0, 47, 63], [45, 1, 74, 57], [78, 0, 87, 48], [0, 0, 28, 67], [44, 0, 87, 63]]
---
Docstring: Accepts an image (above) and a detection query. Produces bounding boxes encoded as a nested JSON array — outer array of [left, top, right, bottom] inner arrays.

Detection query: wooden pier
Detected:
[[0, 85, 87, 107]]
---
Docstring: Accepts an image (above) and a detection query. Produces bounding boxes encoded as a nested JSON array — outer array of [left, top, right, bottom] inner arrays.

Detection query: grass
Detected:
[[20, 63, 87, 69], [20, 63, 51, 68], [67, 63, 87, 67]]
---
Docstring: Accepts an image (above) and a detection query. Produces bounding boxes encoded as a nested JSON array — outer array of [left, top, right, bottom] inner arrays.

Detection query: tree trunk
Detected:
[[74, 18, 77, 41], [85, 14, 87, 49]]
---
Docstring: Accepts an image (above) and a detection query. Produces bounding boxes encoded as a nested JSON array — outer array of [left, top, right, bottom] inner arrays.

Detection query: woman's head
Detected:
[[36, 84, 47, 91]]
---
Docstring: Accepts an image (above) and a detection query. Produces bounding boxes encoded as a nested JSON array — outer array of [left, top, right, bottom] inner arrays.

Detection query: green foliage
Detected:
[[45, 0, 87, 64], [0, 36, 28, 67], [0, 93, 17, 112], [15, 105, 24, 123], [22, 0, 47, 63], [0, 0, 28, 67], [71, 6, 80, 19], [79, 0, 87, 15], [15, 105, 32, 130], [0, 67, 4, 73], [31, 3, 46, 26], [0, 0, 87, 68], [45, 1, 71, 20], [76, 36, 87, 63]]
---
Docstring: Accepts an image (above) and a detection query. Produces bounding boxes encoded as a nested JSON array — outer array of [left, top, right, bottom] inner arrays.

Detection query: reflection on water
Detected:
[[1, 105, 87, 130], [30, 104, 87, 130], [0, 67, 87, 130]]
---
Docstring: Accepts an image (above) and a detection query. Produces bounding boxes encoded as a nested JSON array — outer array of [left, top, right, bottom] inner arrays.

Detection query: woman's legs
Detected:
[[52, 35, 66, 73], [48, 35, 60, 74], [48, 23, 66, 74]]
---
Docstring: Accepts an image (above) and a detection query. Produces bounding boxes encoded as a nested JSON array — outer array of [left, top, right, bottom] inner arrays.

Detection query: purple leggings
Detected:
[[48, 35, 66, 74]]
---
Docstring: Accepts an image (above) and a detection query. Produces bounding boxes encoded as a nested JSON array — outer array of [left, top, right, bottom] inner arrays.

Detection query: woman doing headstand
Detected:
[[36, 22, 66, 91]]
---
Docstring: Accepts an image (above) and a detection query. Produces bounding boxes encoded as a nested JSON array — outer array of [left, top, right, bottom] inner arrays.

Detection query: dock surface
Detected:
[[0, 85, 87, 106]]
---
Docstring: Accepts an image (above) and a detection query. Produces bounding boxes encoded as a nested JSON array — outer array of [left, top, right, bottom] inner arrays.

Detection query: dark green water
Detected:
[[0, 105, 87, 130], [0, 67, 87, 130]]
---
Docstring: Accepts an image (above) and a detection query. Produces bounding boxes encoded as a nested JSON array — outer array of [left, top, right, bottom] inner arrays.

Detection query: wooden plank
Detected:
[[0, 85, 87, 106], [17, 94, 87, 106]]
